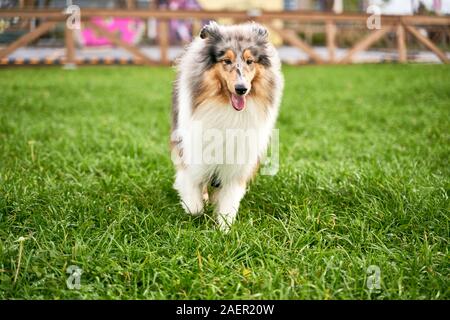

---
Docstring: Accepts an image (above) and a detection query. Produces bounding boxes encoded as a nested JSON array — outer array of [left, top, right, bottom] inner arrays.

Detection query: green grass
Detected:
[[0, 64, 448, 300]]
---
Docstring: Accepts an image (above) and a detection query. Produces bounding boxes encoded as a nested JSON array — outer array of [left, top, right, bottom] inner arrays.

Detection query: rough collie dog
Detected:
[[171, 21, 283, 231]]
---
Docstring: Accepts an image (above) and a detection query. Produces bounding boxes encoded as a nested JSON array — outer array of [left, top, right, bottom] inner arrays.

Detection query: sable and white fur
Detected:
[[171, 22, 283, 231]]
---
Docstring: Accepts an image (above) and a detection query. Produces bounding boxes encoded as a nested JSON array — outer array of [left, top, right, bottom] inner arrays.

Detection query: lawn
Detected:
[[0, 64, 448, 299]]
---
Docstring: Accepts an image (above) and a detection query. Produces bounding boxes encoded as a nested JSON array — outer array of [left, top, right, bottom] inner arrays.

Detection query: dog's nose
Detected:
[[235, 85, 248, 95]]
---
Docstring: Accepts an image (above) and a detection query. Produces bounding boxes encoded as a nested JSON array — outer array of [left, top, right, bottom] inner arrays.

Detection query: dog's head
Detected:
[[198, 21, 271, 111]]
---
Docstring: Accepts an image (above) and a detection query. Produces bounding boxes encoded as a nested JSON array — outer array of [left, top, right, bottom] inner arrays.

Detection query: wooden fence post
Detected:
[[396, 23, 407, 63], [159, 18, 170, 65], [64, 23, 76, 68], [326, 20, 337, 63]]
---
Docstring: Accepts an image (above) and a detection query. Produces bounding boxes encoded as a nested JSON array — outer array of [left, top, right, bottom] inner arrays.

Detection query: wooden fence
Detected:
[[0, 9, 449, 66]]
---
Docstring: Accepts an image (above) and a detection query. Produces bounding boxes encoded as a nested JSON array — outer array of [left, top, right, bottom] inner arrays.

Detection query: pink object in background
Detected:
[[433, 0, 442, 12], [80, 17, 145, 47]]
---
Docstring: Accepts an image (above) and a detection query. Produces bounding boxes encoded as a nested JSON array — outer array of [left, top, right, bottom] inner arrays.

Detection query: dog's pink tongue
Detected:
[[231, 94, 246, 111]]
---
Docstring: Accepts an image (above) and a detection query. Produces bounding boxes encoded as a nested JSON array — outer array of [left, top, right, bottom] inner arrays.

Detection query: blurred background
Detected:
[[0, 2, 449, 300], [0, 0, 449, 65]]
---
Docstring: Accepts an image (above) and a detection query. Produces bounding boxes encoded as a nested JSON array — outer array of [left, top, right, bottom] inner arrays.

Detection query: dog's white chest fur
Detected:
[[183, 99, 275, 185]]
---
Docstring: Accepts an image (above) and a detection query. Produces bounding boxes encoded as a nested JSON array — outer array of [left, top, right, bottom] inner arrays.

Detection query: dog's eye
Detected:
[[223, 59, 232, 65], [246, 60, 254, 65]]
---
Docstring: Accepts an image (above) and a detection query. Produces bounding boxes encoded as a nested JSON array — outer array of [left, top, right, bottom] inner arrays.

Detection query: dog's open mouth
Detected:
[[231, 94, 246, 111]]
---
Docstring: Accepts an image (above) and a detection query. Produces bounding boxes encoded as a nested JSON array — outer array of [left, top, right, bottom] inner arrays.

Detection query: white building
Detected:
[[291, 0, 450, 14], [367, 0, 450, 15]]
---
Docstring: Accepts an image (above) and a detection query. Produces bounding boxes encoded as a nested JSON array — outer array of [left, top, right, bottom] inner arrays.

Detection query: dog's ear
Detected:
[[251, 23, 269, 43], [199, 21, 221, 40]]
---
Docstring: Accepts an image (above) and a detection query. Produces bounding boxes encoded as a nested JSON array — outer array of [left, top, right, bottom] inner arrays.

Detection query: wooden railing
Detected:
[[0, 9, 449, 66]]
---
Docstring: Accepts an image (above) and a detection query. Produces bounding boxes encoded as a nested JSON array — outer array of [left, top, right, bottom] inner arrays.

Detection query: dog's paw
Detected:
[[181, 197, 204, 216], [216, 214, 233, 233]]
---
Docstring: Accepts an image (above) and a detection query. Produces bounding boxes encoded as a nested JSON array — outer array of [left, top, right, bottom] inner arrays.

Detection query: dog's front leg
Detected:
[[174, 169, 204, 215], [214, 181, 247, 232]]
